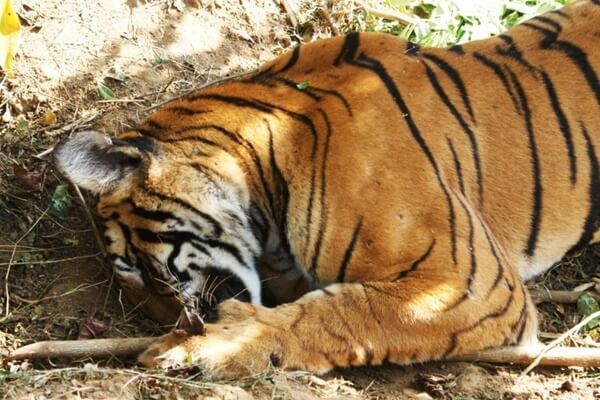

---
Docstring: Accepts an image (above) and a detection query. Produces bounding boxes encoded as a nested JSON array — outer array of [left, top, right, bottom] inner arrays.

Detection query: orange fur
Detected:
[[56, 0, 599, 378]]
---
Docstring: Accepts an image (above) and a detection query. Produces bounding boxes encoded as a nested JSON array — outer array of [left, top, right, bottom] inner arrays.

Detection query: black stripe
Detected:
[[112, 136, 155, 153], [448, 191, 477, 309], [135, 228, 248, 268], [405, 41, 420, 56], [448, 45, 464, 55], [540, 70, 577, 185], [187, 93, 273, 113], [267, 124, 292, 256], [334, 32, 360, 66], [156, 124, 271, 213], [443, 287, 515, 358], [336, 217, 364, 282], [310, 87, 353, 116], [515, 286, 529, 344], [496, 35, 536, 72], [190, 162, 228, 188], [569, 123, 600, 253], [172, 123, 274, 211], [529, 15, 562, 31], [522, 22, 600, 107], [190, 94, 319, 159], [551, 9, 570, 19], [164, 106, 209, 116], [146, 190, 224, 238], [472, 52, 522, 114], [309, 110, 334, 273], [130, 202, 184, 225], [145, 119, 166, 131], [394, 238, 435, 281], [334, 33, 457, 263], [474, 211, 505, 295], [264, 76, 321, 100], [423, 62, 483, 202], [421, 53, 474, 119], [506, 68, 543, 257], [130, 227, 194, 284], [279, 45, 301, 73], [243, 75, 353, 116], [447, 138, 465, 194]]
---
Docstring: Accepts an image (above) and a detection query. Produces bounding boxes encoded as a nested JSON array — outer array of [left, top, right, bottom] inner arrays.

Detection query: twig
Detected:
[[12, 281, 108, 306], [6, 337, 158, 361], [143, 70, 256, 113], [280, 0, 298, 29], [319, 4, 339, 36], [44, 112, 100, 137], [455, 345, 600, 368], [4, 208, 48, 318], [0, 252, 103, 267], [529, 288, 600, 305], [520, 310, 600, 375], [73, 184, 106, 257], [357, 1, 419, 26]]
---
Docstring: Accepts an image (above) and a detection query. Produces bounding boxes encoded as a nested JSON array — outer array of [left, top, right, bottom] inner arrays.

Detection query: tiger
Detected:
[[53, 0, 599, 378]]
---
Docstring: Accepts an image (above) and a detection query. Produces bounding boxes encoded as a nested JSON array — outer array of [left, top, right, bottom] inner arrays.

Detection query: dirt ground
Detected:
[[1, 0, 599, 399]]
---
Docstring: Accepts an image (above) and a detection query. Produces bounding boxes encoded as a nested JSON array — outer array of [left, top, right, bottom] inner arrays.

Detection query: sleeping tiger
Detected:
[[54, 0, 599, 378]]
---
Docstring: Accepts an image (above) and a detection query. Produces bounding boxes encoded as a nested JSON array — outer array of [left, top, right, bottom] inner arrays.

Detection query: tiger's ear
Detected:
[[54, 130, 151, 194]]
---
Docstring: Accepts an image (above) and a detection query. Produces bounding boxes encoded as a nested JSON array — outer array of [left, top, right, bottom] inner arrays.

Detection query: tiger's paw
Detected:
[[138, 321, 286, 379]]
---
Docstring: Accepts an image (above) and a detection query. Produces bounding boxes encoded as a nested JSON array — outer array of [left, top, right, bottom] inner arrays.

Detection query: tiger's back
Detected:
[[55, 0, 599, 377]]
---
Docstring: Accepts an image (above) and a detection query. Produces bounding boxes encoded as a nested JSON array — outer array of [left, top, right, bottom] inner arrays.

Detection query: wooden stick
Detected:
[[6, 337, 600, 370], [520, 310, 600, 375], [6, 337, 157, 361], [454, 346, 600, 368], [529, 289, 600, 305]]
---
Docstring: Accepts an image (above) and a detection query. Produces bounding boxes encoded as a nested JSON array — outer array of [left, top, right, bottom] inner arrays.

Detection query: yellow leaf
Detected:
[[0, 0, 21, 74], [42, 110, 57, 126]]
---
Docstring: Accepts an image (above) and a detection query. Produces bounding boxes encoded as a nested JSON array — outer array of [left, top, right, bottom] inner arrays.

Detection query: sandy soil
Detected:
[[1, 1, 599, 399]]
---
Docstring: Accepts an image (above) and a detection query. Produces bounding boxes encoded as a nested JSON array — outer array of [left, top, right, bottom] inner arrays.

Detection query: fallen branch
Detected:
[[454, 345, 600, 368], [529, 288, 600, 305], [6, 336, 600, 370], [520, 310, 600, 375], [6, 337, 157, 361]]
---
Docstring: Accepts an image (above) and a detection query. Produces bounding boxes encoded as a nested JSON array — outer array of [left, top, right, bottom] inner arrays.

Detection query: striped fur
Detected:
[[55, 0, 599, 378]]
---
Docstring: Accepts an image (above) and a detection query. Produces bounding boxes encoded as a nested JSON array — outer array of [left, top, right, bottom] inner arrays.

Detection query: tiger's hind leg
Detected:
[[138, 247, 538, 378]]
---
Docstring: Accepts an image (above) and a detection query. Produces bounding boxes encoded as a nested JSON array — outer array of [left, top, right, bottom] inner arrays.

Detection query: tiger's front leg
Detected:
[[139, 269, 537, 378]]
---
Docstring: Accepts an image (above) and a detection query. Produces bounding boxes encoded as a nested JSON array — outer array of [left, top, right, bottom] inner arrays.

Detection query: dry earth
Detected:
[[0, 1, 599, 399]]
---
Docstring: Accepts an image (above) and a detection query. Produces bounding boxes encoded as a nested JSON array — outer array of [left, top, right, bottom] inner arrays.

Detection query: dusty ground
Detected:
[[1, 0, 599, 399]]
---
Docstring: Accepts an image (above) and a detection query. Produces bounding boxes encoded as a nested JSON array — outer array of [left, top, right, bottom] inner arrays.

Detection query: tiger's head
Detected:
[[54, 130, 263, 326]]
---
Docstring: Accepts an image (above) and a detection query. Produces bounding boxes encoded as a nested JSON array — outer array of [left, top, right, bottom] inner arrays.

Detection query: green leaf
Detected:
[[155, 53, 170, 65], [577, 293, 600, 331], [48, 184, 72, 219], [97, 81, 116, 100], [296, 81, 310, 90], [16, 117, 28, 133], [184, 353, 193, 364]]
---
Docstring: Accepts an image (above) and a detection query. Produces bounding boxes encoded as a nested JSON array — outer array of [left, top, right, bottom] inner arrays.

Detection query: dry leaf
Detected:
[[42, 110, 57, 126], [78, 312, 112, 339], [13, 164, 45, 192]]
